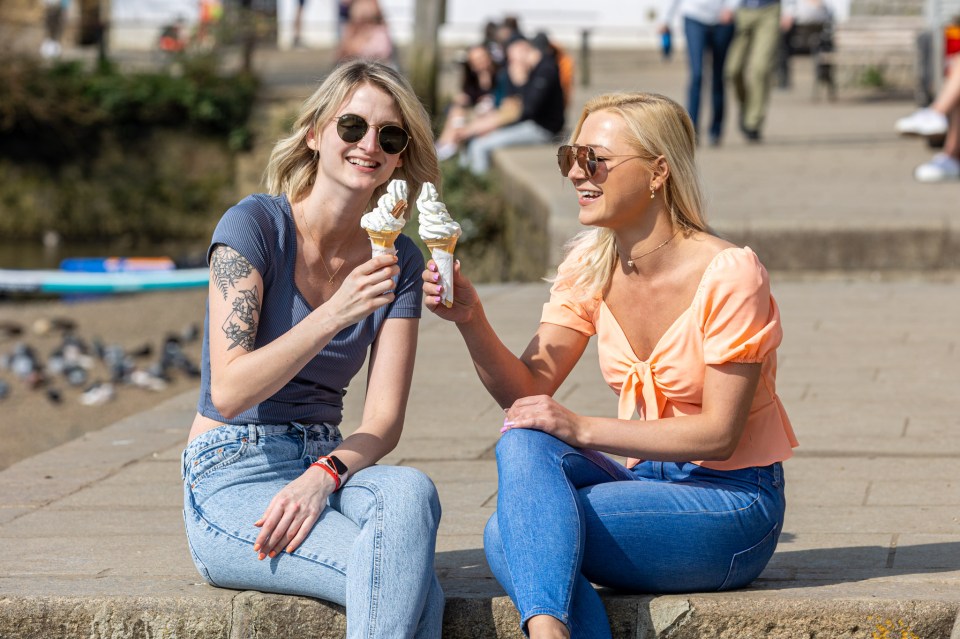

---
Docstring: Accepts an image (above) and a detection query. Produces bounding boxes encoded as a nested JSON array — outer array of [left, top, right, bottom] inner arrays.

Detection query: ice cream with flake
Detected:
[[360, 179, 408, 257], [416, 182, 462, 308]]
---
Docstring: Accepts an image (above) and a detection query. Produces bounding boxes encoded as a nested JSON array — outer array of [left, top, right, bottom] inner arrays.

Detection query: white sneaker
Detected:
[[914, 153, 960, 182], [895, 108, 949, 136]]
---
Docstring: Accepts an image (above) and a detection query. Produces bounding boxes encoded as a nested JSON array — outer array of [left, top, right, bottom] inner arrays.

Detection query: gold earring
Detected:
[[650, 186, 656, 199]]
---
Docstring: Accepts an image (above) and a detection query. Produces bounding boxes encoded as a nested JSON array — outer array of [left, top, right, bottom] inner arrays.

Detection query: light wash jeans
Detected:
[[182, 423, 444, 639], [462, 119, 555, 175], [484, 429, 785, 638]]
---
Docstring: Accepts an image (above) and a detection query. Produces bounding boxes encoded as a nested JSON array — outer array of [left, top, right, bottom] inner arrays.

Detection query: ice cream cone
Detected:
[[425, 237, 458, 308], [366, 229, 402, 257], [425, 237, 458, 254]]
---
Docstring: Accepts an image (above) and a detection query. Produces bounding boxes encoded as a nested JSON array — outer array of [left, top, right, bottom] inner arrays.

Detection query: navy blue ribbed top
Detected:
[[196, 193, 424, 426]]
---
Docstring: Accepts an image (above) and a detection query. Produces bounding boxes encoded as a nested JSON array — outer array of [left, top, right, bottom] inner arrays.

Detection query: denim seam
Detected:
[[185, 502, 349, 576], [557, 451, 583, 625], [718, 521, 779, 591], [341, 479, 385, 639], [593, 468, 764, 517]]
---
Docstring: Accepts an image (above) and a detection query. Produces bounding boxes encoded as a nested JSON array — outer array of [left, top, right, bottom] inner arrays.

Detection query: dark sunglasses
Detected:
[[556, 144, 644, 178], [336, 113, 409, 155]]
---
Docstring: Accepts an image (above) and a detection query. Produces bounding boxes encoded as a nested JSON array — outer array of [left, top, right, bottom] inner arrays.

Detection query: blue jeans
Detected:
[[462, 120, 555, 175], [182, 423, 444, 639], [484, 429, 785, 637], [684, 16, 735, 140]]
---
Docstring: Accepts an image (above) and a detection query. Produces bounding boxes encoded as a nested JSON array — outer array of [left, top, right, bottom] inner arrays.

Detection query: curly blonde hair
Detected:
[[264, 60, 440, 212], [552, 92, 708, 300]]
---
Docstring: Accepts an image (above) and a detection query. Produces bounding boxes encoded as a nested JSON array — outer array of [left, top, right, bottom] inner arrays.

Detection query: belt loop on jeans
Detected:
[[290, 421, 309, 448], [247, 423, 258, 445]]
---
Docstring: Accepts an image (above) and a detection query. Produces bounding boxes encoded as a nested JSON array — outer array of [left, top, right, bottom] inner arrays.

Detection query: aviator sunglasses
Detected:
[[336, 113, 410, 155], [556, 144, 645, 178]]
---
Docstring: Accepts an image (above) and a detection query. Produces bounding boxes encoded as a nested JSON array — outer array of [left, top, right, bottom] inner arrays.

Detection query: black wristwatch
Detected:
[[326, 454, 348, 476], [315, 454, 349, 477], [312, 454, 349, 490]]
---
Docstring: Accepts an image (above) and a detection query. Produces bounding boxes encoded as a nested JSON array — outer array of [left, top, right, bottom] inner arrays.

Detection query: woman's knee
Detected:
[[391, 466, 441, 517], [351, 465, 441, 525], [495, 428, 561, 464]]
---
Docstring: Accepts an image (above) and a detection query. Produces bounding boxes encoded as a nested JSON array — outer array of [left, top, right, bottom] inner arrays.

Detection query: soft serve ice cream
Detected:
[[360, 179, 408, 257], [416, 182, 462, 308]]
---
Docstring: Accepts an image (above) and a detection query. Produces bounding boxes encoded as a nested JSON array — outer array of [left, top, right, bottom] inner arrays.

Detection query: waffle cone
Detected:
[[425, 237, 458, 254], [366, 229, 402, 249]]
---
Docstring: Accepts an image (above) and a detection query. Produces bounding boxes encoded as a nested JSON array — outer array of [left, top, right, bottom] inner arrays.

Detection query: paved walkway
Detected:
[[1, 48, 959, 638]]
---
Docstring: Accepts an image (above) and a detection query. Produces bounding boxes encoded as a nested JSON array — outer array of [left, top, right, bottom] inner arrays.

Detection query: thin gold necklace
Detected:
[[296, 203, 344, 283], [623, 229, 681, 268]]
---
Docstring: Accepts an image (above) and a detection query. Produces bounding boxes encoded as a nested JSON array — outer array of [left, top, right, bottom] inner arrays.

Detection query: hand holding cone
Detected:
[[416, 182, 462, 308]]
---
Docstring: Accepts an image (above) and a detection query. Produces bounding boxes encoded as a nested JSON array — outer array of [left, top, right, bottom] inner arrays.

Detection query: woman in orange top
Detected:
[[422, 92, 797, 639]]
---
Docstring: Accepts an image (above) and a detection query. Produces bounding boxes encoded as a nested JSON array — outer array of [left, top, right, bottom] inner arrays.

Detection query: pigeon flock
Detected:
[[0, 318, 201, 406]]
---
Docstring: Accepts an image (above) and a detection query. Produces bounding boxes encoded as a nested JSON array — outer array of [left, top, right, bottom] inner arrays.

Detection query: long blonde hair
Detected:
[[264, 59, 440, 212], [553, 92, 707, 300]]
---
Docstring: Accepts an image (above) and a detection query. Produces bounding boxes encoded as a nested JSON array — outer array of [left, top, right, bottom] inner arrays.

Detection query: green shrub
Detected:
[[0, 54, 257, 242], [0, 53, 258, 162]]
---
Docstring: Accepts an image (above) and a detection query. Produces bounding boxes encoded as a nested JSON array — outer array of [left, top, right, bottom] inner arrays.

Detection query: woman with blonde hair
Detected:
[[423, 92, 797, 638], [182, 60, 444, 637]]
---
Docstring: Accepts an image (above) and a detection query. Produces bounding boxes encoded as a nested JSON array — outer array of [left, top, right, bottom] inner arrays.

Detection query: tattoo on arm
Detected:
[[222, 286, 261, 351], [211, 245, 253, 300]]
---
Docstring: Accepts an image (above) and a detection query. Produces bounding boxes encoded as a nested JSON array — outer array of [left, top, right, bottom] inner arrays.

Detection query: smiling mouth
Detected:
[[348, 158, 379, 169], [578, 189, 601, 201]]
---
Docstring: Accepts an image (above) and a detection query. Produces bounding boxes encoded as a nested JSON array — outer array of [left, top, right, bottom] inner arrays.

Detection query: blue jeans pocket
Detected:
[[719, 522, 779, 590], [185, 436, 248, 489]]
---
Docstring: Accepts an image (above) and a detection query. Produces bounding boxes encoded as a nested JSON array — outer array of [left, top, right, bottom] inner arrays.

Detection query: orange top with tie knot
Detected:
[[541, 246, 798, 471]]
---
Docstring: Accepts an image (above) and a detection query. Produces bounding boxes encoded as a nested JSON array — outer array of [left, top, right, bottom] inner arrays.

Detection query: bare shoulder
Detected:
[[688, 231, 737, 253], [681, 231, 738, 269]]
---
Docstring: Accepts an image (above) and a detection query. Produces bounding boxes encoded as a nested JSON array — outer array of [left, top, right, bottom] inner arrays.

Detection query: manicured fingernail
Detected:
[[258, 552, 266, 561], [500, 426, 510, 433], [429, 263, 437, 272], [435, 296, 443, 304], [286, 546, 294, 553], [269, 551, 276, 558], [433, 273, 439, 282], [503, 419, 515, 428], [253, 543, 261, 552], [437, 285, 444, 294]]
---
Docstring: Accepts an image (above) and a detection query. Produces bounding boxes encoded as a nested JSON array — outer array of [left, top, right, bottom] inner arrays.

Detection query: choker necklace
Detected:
[[296, 203, 344, 283], [623, 229, 681, 267]]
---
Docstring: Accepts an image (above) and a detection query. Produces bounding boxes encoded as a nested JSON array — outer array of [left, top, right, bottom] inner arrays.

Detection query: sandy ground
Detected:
[[0, 288, 208, 471]]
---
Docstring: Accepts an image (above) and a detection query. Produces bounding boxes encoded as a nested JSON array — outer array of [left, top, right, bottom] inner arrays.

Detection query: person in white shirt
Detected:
[[661, 0, 738, 146]]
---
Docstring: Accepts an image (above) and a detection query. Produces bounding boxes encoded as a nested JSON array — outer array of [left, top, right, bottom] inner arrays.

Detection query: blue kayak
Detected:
[[0, 268, 209, 294]]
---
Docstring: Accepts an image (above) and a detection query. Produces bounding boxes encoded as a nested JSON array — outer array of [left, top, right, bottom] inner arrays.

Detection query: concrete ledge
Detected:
[[721, 226, 960, 271], [489, 153, 553, 281], [3, 594, 958, 638]]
